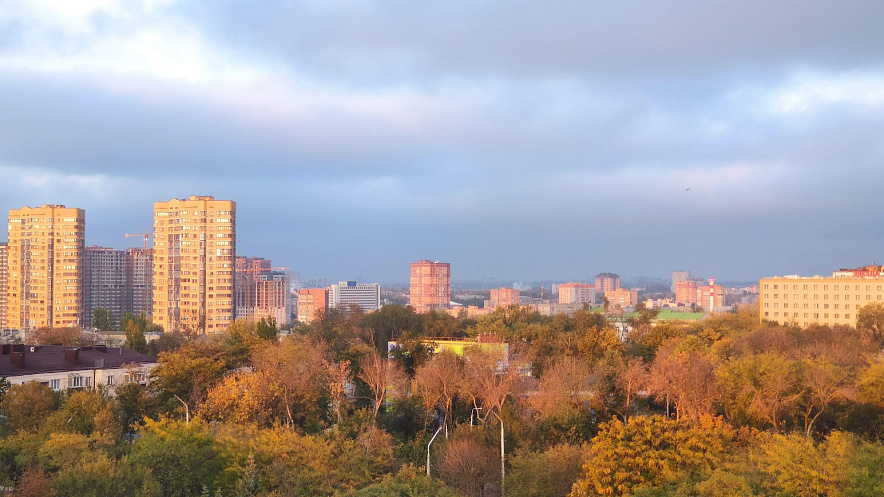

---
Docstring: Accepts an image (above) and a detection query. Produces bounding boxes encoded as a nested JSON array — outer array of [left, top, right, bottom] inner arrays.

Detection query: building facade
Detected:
[[152, 196, 236, 333], [674, 279, 700, 304], [83, 246, 127, 328], [488, 287, 520, 308], [605, 288, 639, 309], [558, 282, 596, 305], [0, 243, 6, 330], [6, 205, 85, 330], [595, 273, 620, 292], [672, 270, 692, 293], [329, 281, 381, 311], [760, 267, 884, 328], [297, 288, 328, 324], [126, 248, 153, 318], [409, 260, 451, 313]]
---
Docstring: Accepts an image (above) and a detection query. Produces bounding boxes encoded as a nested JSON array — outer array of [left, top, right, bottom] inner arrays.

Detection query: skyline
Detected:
[[3, 1, 884, 283]]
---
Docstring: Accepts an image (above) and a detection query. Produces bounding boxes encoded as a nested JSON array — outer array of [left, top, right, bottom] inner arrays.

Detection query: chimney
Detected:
[[64, 349, 80, 366], [10, 352, 25, 368]]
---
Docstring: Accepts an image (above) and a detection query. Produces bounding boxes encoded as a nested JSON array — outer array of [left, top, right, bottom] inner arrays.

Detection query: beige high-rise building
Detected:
[[6, 205, 85, 329], [0, 242, 7, 330], [152, 196, 236, 333]]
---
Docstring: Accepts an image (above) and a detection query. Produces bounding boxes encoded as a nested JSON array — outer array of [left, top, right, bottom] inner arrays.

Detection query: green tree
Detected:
[[255, 317, 278, 341], [857, 302, 884, 341], [505, 443, 586, 497], [92, 308, 115, 331], [125, 320, 149, 354], [1, 382, 58, 433], [346, 464, 457, 496]]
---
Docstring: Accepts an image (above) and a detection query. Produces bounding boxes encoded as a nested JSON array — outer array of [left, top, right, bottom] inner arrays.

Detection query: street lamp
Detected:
[[490, 410, 505, 495], [426, 424, 444, 476]]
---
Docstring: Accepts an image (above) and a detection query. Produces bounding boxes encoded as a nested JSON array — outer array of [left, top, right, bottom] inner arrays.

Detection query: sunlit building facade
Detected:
[[6, 205, 85, 329], [152, 196, 236, 333], [410, 260, 450, 313]]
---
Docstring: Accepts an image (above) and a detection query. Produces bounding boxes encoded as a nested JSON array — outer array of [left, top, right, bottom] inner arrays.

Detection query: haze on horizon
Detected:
[[1, 0, 883, 284]]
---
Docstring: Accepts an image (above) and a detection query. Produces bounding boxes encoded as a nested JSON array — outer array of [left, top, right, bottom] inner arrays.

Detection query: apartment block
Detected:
[[595, 273, 620, 292], [83, 246, 127, 328], [488, 287, 520, 308], [329, 281, 381, 312], [760, 267, 884, 328], [6, 205, 85, 329], [605, 288, 639, 309], [152, 196, 236, 333], [410, 260, 451, 313], [558, 282, 596, 305], [297, 288, 328, 324], [672, 270, 692, 293], [126, 248, 153, 318], [674, 280, 700, 304], [0, 243, 6, 330]]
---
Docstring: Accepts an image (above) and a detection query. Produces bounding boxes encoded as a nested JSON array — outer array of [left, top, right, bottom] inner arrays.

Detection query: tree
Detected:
[[505, 444, 586, 497], [1, 381, 57, 433], [346, 464, 458, 496], [459, 346, 520, 423], [648, 337, 718, 421], [148, 340, 234, 416], [571, 416, 735, 496], [716, 353, 802, 431], [415, 351, 463, 429], [255, 316, 278, 340], [199, 370, 282, 426], [857, 302, 884, 341], [438, 434, 500, 495], [358, 349, 406, 420], [798, 358, 850, 437], [613, 357, 648, 423], [125, 320, 149, 354], [92, 308, 114, 331]]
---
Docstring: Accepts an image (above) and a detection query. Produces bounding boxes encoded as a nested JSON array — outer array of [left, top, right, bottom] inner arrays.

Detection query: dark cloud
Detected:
[[1, 1, 883, 283]]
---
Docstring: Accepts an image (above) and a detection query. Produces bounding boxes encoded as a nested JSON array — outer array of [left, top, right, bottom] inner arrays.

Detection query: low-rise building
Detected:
[[0, 344, 156, 393]]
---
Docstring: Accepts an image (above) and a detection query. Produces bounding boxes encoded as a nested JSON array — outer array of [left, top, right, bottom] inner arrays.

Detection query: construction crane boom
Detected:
[[125, 232, 153, 249]]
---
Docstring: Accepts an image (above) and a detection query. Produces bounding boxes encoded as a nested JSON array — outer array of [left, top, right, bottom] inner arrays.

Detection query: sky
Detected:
[[2, 0, 884, 285]]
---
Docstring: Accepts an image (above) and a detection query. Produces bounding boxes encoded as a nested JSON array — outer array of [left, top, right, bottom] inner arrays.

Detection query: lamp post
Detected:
[[426, 424, 444, 476], [490, 410, 505, 495]]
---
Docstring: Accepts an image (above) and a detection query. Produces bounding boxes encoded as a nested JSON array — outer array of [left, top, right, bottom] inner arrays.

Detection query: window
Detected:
[[106, 376, 115, 386], [49, 379, 60, 391], [69, 376, 84, 388], [846, 314, 851, 319]]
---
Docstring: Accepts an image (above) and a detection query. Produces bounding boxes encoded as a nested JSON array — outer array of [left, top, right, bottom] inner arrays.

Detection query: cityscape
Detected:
[[1, 1, 883, 496]]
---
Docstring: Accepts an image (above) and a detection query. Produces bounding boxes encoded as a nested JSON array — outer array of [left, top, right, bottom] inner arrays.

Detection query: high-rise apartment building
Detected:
[[409, 260, 450, 313], [152, 196, 235, 333], [297, 288, 328, 324], [672, 270, 692, 293], [0, 243, 7, 330], [760, 266, 884, 328], [558, 282, 596, 305], [126, 248, 153, 318], [329, 281, 381, 311], [84, 246, 127, 328], [235, 256, 290, 325], [488, 288, 520, 308], [674, 279, 700, 304], [6, 205, 85, 329], [595, 273, 620, 292]]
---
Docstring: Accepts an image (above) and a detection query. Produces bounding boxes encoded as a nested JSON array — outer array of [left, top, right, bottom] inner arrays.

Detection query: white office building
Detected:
[[329, 281, 381, 311]]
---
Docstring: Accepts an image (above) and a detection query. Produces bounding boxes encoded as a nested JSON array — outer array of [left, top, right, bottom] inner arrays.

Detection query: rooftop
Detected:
[[0, 344, 156, 377]]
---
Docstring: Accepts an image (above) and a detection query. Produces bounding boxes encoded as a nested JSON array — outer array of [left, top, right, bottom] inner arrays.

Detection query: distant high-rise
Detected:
[[489, 287, 520, 308], [0, 242, 7, 330], [672, 270, 692, 293], [84, 246, 127, 328], [235, 256, 290, 326], [409, 260, 451, 313], [152, 196, 236, 333], [126, 248, 153, 318], [297, 288, 328, 324], [595, 273, 620, 292], [6, 205, 85, 329], [558, 282, 596, 305], [329, 281, 381, 311]]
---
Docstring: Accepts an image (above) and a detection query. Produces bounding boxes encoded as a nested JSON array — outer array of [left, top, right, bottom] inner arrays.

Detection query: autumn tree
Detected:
[[716, 353, 802, 431], [148, 339, 235, 417], [415, 351, 463, 429], [358, 349, 406, 419], [649, 336, 718, 421], [459, 346, 520, 423], [613, 356, 649, 423], [505, 443, 586, 497], [571, 416, 735, 496], [1, 381, 58, 433]]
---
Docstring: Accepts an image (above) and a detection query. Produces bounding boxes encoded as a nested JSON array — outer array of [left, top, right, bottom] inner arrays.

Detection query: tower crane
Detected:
[[125, 232, 153, 249]]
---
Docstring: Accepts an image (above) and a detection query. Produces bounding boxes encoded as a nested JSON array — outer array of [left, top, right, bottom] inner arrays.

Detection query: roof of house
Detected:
[[654, 309, 708, 321], [0, 344, 156, 377]]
